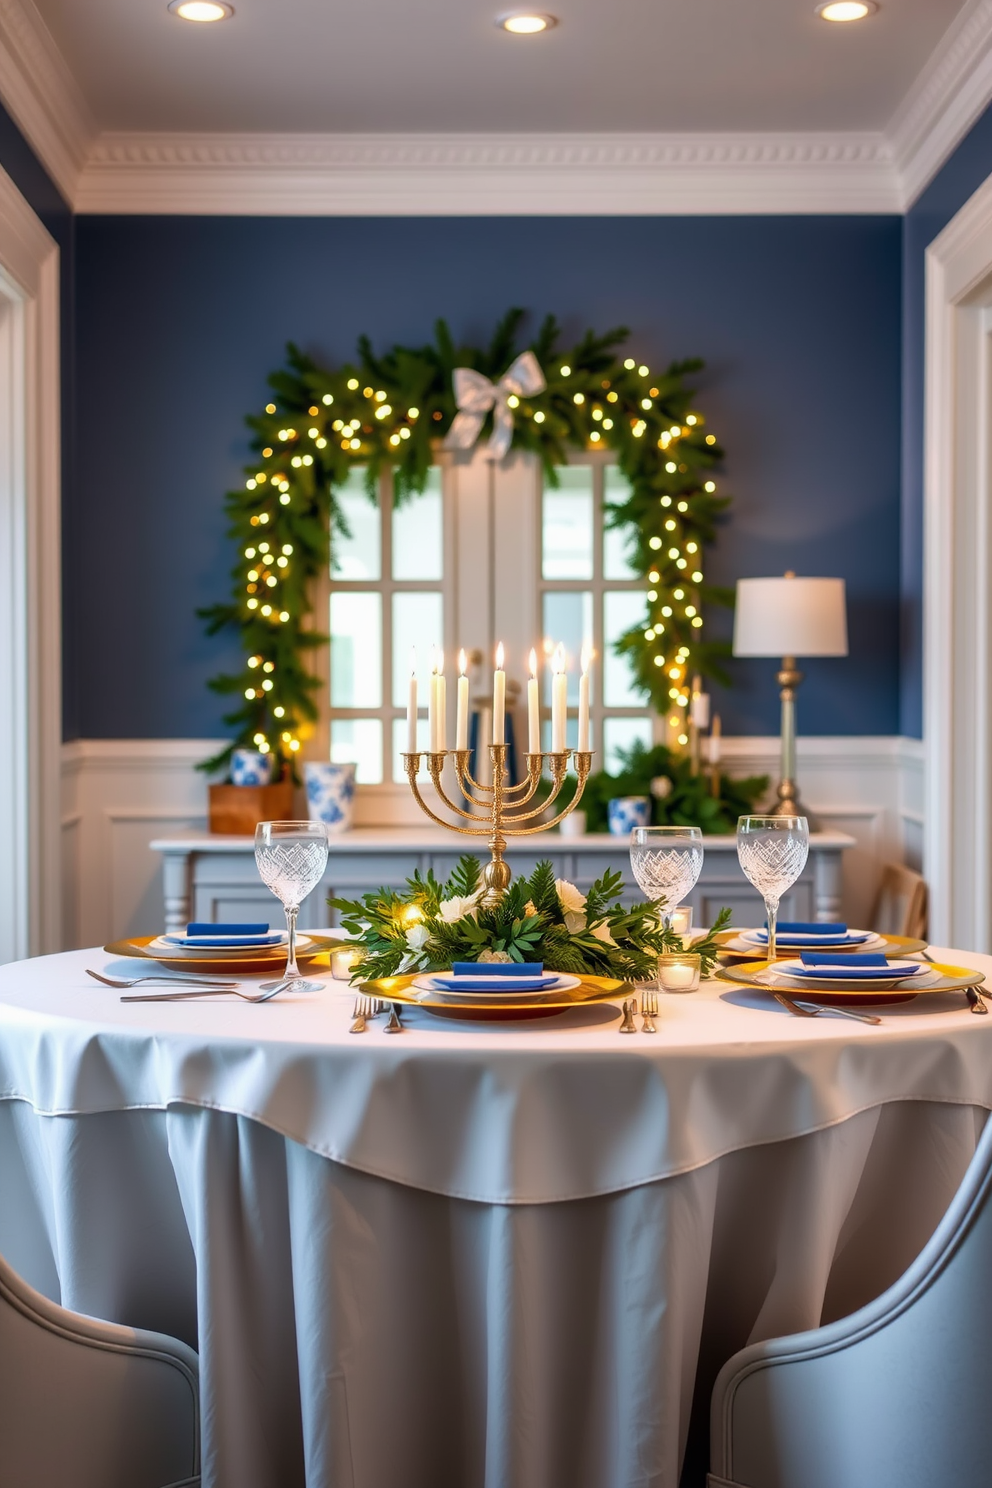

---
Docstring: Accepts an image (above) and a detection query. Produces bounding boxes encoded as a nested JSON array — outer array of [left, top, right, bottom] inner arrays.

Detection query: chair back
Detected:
[[710, 1111, 992, 1488], [0, 1246, 199, 1487], [871, 862, 927, 939]]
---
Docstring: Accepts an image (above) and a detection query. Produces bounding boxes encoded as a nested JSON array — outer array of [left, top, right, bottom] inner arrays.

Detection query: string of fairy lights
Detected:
[[199, 314, 731, 776]]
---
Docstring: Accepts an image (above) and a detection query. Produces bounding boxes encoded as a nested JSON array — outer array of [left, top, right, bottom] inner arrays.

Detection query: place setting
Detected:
[[714, 814, 986, 1015]]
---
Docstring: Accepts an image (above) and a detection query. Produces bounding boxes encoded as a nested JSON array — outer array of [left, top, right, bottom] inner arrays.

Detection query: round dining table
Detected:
[[0, 945, 991, 1488]]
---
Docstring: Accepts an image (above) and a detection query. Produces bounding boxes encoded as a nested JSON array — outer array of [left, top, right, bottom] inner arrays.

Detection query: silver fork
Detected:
[[350, 994, 376, 1033], [641, 989, 658, 1033], [88, 969, 239, 991], [121, 981, 293, 1005]]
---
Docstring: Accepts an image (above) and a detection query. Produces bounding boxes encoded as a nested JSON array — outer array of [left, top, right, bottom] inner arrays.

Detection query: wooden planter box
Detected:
[[208, 780, 295, 836]]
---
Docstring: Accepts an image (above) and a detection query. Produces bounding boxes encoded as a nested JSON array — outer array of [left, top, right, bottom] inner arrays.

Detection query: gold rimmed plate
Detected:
[[715, 931, 928, 961], [716, 957, 985, 1006], [358, 972, 630, 1021], [104, 934, 338, 977]]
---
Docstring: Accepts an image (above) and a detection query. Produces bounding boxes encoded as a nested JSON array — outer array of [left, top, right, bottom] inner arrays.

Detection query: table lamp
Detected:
[[733, 572, 847, 818]]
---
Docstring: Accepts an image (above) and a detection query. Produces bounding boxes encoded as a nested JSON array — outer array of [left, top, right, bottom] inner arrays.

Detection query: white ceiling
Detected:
[[33, 0, 966, 136]]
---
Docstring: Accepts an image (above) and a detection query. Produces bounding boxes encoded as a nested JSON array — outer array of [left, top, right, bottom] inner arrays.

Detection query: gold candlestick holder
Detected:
[[402, 745, 594, 907]]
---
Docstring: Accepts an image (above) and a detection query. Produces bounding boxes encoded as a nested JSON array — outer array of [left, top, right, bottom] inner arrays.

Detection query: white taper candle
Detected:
[[527, 648, 540, 755], [407, 647, 418, 753], [578, 640, 591, 752], [492, 642, 506, 746], [551, 643, 567, 753], [456, 649, 469, 751]]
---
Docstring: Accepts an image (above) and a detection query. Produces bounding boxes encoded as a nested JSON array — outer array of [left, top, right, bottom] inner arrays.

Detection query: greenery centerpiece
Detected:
[[330, 854, 731, 984]]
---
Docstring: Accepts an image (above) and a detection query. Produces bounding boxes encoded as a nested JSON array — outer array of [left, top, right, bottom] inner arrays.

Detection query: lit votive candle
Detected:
[[669, 905, 693, 939], [331, 946, 362, 981], [658, 952, 701, 993]]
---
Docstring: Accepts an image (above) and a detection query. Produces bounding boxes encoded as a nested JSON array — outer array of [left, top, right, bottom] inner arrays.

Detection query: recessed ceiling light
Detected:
[[816, 1, 877, 20], [496, 13, 558, 34], [168, 0, 233, 21]]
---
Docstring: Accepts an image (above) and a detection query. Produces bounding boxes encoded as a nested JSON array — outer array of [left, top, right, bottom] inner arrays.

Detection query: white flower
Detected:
[[589, 919, 616, 945], [405, 923, 430, 952], [479, 949, 513, 963], [524, 900, 538, 918], [651, 774, 673, 800], [556, 878, 587, 934], [438, 893, 479, 924]]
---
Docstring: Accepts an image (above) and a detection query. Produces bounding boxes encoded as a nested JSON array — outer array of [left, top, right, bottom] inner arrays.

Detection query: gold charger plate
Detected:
[[104, 934, 337, 977], [358, 972, 631, 1021], [716, 958, 985, 1006], [715, 931, 927, 961]]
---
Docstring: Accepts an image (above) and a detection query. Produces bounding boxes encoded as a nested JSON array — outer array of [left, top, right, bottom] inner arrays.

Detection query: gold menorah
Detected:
[[402, 745, 594, 907]]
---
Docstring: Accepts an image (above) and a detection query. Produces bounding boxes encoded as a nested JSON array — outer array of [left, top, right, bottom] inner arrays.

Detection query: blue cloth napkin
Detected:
[[187, 922, 269, 937], [773, 921, 847, 936], [433, 974, 560, 993], [800, 952, 887, 967], [452, 961, 543, 977]]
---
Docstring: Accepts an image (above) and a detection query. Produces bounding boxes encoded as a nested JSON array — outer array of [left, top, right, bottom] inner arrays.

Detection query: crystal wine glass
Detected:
[[736, 815, 809, 965], [629, 826, 704, 933], [254, 820, 329, 991]]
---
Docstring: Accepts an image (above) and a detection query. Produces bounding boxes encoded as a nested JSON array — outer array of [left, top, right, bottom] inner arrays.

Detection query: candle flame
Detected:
[[495, 641, 505, 670], [553, 642, 566, 675], [529, 648, 538, 678], [430, 645, 439, 675], [580, 640, 592, 674], [458, 648, 467, 676], [410, 645, 417, 675]]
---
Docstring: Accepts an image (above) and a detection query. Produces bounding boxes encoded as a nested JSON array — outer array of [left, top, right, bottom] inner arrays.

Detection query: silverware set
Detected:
[[350, 995, 403, 1033], [773, 991, 881, 1025], [619, 991, 657, 1034], [89, 968, 296, 1003]]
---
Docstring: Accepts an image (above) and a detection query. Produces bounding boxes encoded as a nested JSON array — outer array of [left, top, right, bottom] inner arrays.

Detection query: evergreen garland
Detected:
[[199, 310, 731, 775]]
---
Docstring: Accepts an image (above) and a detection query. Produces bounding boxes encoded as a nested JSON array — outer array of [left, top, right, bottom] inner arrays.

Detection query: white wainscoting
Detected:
[[61, 735, 925, 950]]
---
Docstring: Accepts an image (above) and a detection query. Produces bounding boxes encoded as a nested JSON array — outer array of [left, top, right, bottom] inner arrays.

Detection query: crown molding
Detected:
[[890, 0, 992, 209], [0, 0, 93, 206], [73, 130, 900, 215]]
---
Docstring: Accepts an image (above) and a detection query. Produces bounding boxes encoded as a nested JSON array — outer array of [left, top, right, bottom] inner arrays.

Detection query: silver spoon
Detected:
[[774, 991, 881, 1025]]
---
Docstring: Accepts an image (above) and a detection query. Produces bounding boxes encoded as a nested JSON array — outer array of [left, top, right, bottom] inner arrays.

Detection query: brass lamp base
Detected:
[[773, 656, 816, 826]]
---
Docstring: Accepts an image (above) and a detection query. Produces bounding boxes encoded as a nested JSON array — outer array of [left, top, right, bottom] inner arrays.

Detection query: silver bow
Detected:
[[443, 350, 546, 461]]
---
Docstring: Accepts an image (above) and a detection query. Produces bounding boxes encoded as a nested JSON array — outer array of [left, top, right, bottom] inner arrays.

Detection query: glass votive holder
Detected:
[[669, 905, 693, 939], [658, 952, 701, 994], [330, 946, 362, 981]]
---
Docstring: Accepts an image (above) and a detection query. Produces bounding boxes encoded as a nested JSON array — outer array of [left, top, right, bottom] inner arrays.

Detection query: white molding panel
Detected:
[[72, 130, 901, 216], [0, 0, 92, 205], [1, 0, 991, 215], [62, 735, 924, 948]]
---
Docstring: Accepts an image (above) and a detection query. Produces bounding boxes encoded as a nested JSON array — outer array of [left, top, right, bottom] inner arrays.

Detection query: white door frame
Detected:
[[0, 163, 61, 959], [924, 171, 992, 949]]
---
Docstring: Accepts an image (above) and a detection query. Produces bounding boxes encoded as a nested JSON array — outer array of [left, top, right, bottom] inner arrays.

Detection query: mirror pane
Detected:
[[543, 467, 594, 579], [331, 468, 380, 580], [330, 719, 382, 784], [393, 470, 443, 580], [392, 592, 444, 707], [603, 590, 647, 707], [330, 591, 382, 708]]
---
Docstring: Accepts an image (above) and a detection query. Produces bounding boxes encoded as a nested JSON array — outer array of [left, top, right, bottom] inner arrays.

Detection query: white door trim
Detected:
[[0, 162, 61, 958], [924, 169, 992, 948]]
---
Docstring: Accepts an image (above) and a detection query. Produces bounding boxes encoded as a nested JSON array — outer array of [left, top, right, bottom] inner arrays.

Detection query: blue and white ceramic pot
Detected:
[[230, 748, 274, 787], [304, 761, 357, 834], [607, 795, 651, 836]]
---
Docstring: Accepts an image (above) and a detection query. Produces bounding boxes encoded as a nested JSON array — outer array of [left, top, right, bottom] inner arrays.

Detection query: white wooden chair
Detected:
[[0, 1246, 200, 1487], [708, 1110, 992, 1488]]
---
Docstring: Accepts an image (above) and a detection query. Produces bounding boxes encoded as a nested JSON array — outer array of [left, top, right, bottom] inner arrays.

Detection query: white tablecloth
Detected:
[[0, 947, 990, 1488]]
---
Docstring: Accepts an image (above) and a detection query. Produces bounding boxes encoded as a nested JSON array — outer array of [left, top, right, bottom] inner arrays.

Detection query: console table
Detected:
[[150, 829, 854, 933]]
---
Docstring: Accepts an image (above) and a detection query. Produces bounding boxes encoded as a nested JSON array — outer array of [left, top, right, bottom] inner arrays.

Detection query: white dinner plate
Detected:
[[412, 972, 580, 1000], [774, 957, 922, 991], [739, 928, 877, 949], [147, 934, 312, 959]]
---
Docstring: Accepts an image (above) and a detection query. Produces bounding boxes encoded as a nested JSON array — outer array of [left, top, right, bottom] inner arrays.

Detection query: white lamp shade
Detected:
[[733, 576, 848, 658]]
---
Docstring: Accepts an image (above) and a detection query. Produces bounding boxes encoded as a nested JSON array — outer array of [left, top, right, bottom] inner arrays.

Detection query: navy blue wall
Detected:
[[74, 213, 902, 740], [0, 102, 76, 736], [901, 103, 992, 737]]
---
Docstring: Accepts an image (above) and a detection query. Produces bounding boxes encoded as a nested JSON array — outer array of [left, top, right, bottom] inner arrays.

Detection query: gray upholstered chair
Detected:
[[0, 1246, 199, 1487], [708, 1110, 992, 1488]]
